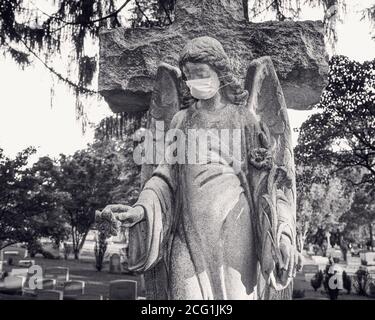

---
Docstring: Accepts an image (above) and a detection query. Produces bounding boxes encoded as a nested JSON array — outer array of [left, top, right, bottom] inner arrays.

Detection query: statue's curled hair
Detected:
[[179, 36, 248, 107]]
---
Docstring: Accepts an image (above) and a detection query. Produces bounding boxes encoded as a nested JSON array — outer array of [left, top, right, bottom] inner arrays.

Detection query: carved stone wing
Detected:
[[244, 56, 296, 299], [131, 62, 182, 300], [140, 62, 182, 185], [140, 62, 182, 186]]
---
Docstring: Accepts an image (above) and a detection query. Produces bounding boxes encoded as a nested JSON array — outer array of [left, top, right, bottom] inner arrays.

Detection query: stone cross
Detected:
[[99, 0, 328, 112]]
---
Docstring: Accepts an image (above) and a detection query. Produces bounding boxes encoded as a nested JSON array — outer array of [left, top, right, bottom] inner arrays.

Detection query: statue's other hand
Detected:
[[102, 204, 145, 228], [278, 235, 302, 286]]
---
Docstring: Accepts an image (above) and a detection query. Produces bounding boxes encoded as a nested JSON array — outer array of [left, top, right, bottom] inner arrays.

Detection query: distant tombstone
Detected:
[[344, 265, 360, 276], [45, 267, 69, 283], [63, 280, 85, 299], [364, 266, 375, 274], [302, 264, 320, 283], [109, 280, 137, 300], [37, 279, 56, 290], [347, 255, 361, 266], [302, 264, 320, 274], [18, 260, 35, 268], [23, 277, 55, 296], [10, 268, 29, 277], [311, 256, 329, 270], [4, 275, 26, 292], [37, 290, 63, 300], [3, 251, 20, 266], [109, 254, 122, 274], [361, 252, 375, 266]]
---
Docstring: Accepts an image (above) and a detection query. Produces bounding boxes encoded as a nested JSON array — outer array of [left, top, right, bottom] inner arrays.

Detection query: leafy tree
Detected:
[[296, 164, 354, 251], [0, 146, 36, 249], [295, 55, 375, 188], [340, 184, 375, 249], [0, 148, 68, 250], [58, 145, 121, 259], [24, 156, 70, 250], [56, 126, 141, 259], [94, 113, 145, 205]]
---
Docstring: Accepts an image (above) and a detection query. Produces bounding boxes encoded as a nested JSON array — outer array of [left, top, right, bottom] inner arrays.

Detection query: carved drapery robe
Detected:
[[126, 102, 294, 300]]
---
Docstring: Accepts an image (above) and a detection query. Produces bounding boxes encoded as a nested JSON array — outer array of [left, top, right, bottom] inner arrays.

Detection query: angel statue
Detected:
[[102, 36, 302, 300]]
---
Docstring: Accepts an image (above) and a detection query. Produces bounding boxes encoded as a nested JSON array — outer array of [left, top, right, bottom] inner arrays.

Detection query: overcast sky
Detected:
[[0, 0, 374, 162]]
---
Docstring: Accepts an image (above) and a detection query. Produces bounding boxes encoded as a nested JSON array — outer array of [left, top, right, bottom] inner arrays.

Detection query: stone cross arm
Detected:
[[99, 0, 329, 112]]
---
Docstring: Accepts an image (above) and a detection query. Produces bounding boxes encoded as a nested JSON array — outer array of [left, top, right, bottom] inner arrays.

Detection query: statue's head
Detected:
[[179, 36, 248, 105]]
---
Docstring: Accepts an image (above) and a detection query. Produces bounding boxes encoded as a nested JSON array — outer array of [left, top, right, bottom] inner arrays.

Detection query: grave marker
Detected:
[[360, 252, 375, 266], [109, 280, 137, 300], [63, 280, 85, 299], [37, 290, 63, 300], [109, 254, 122, 274], [18, 260, 35, 268], [302, 264, 319, 283], [45, 267, 69, 284]]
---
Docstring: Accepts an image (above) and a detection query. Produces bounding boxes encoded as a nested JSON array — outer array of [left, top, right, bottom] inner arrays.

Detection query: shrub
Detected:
[[353, 269, 372, 296], [311, 270, 324, 291], [368, 282, 375, 298]]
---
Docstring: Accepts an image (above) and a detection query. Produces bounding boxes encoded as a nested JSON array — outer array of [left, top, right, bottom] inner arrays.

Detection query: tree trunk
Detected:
[[326, 231, 331, 248], [297, 230, 307, 253], [71, 226, 80, 260], [74, 249, 80, 260]]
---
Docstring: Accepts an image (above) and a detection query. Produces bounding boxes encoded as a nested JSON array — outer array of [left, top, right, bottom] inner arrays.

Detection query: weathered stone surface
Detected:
[[99, 0, 328, 112]]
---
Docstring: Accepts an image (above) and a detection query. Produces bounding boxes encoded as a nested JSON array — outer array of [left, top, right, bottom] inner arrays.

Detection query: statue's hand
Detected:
[[102, 204, 145, 228], [277, 235, 303, 286]]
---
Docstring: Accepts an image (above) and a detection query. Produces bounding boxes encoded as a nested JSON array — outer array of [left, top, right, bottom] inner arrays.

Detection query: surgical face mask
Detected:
[[185, 75, 230, 100]]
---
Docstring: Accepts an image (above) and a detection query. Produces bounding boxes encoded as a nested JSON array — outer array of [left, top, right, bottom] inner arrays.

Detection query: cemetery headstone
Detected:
[[45, 267, 69, 283], [302, 264, 319, 283], [18, 260, 35, 268], [361, 252, 375, 266], [109, 254, 122, 274], [37, 278, 56, 291], [346, 255, 361, 266], [311, 256, 329, 266], [63, 280, 85, 299], [23, 278, 56, 296], [3, 275, 26, 293], [344, 265, 360, 276], [3, 251, 20, 266], [10, 268, 29, 277], [109, 280, 137, 300], [36, 289, 63, 300]]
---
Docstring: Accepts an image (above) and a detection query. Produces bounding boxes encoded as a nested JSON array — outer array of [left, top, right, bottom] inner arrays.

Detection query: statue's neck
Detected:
[[197, 91, 227, 112]]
